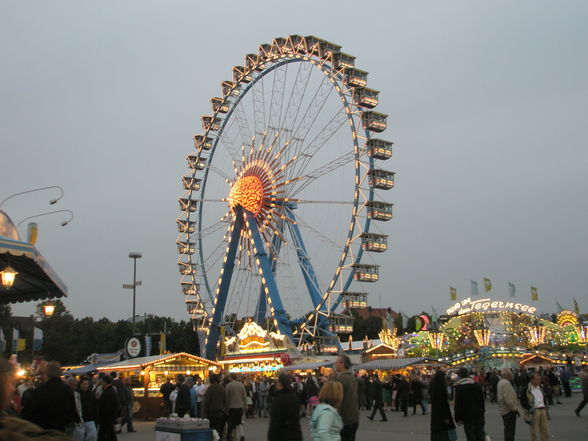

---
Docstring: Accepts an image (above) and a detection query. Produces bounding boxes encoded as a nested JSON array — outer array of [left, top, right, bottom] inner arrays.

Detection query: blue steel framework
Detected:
[[177, 36, 393, 359]]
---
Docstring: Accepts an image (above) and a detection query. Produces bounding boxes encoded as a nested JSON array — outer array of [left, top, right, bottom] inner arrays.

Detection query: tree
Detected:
[[350, 311, 382, 340]]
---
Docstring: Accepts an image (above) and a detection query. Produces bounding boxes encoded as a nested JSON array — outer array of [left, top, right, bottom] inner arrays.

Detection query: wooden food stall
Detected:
[[97, 352, 220, 419]]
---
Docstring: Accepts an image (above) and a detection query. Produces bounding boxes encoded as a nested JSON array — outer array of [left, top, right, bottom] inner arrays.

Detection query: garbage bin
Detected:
[[155, 418, 213, 441]]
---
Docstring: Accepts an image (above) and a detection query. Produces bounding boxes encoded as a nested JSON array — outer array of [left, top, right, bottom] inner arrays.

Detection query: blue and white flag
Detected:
[[11, 328, 19, 353], [470, 280, 479, 297], [33, 327, 43, 352], [508, 282, 516, 298], [145, 335, 152, 357], [431, 306, 439, 323]]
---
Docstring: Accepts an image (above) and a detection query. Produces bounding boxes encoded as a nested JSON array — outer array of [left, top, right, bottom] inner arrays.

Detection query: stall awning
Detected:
[[65, 363, 112, 375], [281, 360, 333, 371], [355, 357, 425, 371], [96, 352, 220, 371], [0, 235, 68, 304]]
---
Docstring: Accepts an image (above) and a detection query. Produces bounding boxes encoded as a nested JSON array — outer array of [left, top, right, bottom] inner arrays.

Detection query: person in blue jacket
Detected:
[[311, 381, 344, 441]]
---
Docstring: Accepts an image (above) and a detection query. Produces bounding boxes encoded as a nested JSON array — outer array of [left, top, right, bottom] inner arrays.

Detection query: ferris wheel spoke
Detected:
[[276, 61, 313, 146], [267, 64, 289, 138], [287, 107, 350, 185], [294, 213, 343, 251], [284, 74, 334, 162], [199, 215, 231, 239], [233, 104, 255, 148], [252, 74, 267, 135], [290, 150, 356, 197]]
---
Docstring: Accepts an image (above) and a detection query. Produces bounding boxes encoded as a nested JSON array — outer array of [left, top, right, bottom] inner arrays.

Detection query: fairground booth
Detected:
[[96, 352, 220, 419], [403, 296, 588, 370]]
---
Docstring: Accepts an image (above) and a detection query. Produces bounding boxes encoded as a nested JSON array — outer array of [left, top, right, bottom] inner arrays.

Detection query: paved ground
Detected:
[[121, 394, 587, 440]]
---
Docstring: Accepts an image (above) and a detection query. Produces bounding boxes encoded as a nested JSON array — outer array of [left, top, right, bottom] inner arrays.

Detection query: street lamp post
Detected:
[[16, 210, 74, 229], [124, 252, 142, 335], [0, 186, 64, 209]]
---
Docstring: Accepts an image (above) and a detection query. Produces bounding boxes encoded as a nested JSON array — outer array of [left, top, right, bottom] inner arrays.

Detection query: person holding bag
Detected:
[[429, 370, 457, 441]]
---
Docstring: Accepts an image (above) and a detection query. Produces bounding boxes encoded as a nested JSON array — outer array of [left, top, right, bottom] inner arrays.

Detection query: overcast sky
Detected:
[[2, 1, 587, 323]]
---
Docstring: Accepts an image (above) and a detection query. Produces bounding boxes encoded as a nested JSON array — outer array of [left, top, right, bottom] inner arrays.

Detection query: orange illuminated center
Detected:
[[228, 175, 264, 215]]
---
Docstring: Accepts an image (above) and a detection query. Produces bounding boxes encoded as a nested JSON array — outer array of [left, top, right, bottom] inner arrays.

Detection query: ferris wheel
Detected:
[[176, 36, 394, 360]]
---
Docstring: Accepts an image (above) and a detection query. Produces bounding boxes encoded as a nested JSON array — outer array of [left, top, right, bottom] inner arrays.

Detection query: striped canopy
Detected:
[[0, 235, 68, 304], [354, 357, 425, 371]]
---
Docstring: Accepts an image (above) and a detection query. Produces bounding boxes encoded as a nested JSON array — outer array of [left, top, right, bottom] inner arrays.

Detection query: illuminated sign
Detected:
[[556, 310, 578, 327], [446, 297, 537, 316]]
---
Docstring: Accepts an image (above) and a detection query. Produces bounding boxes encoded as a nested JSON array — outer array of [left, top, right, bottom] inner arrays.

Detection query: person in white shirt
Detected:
[[497, 368, 519, 441], [523, 372, 549, 441], [194, 377, 207, 418]]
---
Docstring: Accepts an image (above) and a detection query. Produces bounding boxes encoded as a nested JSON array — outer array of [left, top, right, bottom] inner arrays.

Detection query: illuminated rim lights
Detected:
[[177, 36, 393, 350]]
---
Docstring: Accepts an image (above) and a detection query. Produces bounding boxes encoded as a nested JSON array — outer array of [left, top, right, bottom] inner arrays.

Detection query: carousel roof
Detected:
[[96, 352, 219, 370]]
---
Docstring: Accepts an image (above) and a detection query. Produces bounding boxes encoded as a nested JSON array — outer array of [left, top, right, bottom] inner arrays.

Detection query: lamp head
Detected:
[[129, 252, 142, 259], [61, 221, 69, 227], [0, 266, 18, 289], [43, 304, 55, 317], [49, 199, 58, 205]]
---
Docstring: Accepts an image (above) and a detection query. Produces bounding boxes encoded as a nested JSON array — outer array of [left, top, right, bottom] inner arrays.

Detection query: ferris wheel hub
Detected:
[[228, 175, 264, 216]]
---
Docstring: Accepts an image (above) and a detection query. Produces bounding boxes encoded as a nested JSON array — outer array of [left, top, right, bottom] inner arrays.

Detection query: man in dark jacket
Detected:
[[175, 374, 192, 417], [159, 377, 175, 416], [397, 375, 410, 417], [203, 374, 226, 439], [98, 375, 121, 441], [268, 374, 302, 441], [367, 374, 387, 422], [79, 376, 98, 441], [22, 361, 77, 432], [122, 377, 136, 432], [454, 367, 485, 441], [334, 354, 359, 441]]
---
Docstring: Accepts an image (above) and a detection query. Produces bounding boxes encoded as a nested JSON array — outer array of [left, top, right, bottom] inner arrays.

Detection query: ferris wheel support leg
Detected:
[[204, 206, 244, 360], [254, 218, 284, 324], [285, 207, 328, 331], [245, 210, 294, 344]]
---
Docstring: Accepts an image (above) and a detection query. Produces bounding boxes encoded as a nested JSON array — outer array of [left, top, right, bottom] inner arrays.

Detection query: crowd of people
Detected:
[[1, 357, 136, 441], [1, 353, 587, 441]]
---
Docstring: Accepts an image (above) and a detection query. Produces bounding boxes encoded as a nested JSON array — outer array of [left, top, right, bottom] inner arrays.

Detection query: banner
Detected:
[[145, 335, 152, 357], [11, 329, 19, 353], [483, 278, 492, 292], [159, 333, 167, 355], [509, 282, 516, 298], [450, 287, 457, 301], [0, 329, 5, 353], [33, 327, 43, 352], [470, 280, 479, 297], [530, 286, 537, 301], [17, 338, 26, 352]]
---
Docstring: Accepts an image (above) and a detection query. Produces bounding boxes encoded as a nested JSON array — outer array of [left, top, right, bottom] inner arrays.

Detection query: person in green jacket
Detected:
[[311, 382, 343, 441]]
